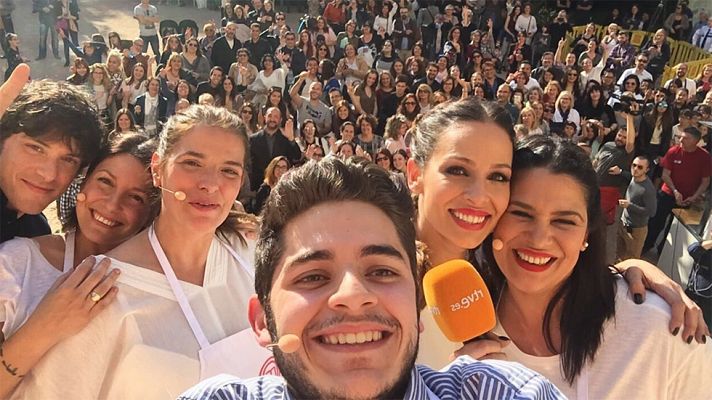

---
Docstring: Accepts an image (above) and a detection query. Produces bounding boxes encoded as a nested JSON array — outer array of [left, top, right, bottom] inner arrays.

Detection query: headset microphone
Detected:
[[492, 239, 504, 251], [266, 334, 301, 353], [158, 186, 187, 201]]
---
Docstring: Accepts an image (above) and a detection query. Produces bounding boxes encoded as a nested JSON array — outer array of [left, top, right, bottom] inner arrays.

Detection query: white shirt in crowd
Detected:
[[692, 24, 712, 52], [133, 4, 159, 37], [510, 77, 541, 92], [664, 77, 697, 98], [515, 14, 537, 41], [617, 68, 653, 87]]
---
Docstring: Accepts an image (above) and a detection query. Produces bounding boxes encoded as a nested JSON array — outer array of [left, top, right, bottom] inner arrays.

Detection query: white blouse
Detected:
[[2, 234, 256, 400]]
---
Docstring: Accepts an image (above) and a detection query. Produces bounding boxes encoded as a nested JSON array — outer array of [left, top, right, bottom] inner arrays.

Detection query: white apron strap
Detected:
[[148, 225, 211, 350], [217, 238, 254, 279], [63, 231, 76, 272]]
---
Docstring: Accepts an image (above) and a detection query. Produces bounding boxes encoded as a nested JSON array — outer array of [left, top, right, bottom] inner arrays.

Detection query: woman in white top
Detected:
[[120, 62, 148, 109], [405, 98, 708, 370], [484, 136, 712, 399], [86, 63, 115, 126], [518, 105, 544, 136], [383, 113, 407, 153], [0, 133, 157, 398], [249, 53, 286, 109], [514, 3, 537, 44], [312, 16, 337, 55], [600, 23, 620, 54], [372, 0, 397, 37], [3, 106, 257, 399]]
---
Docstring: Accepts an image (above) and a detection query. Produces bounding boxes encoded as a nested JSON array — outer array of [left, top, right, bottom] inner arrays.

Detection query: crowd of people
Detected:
[[0, 0, 712, 399]]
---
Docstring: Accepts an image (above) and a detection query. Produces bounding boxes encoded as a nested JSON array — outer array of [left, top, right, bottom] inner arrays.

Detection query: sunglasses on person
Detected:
[[405, 101, 416, 105], [376, 156, 388, 162]]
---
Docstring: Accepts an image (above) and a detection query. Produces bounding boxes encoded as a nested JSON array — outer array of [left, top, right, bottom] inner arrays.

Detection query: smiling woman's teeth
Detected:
[[452, 211, 486, 224], [94, 212, 118, 227], [321, 331, 383, 345], [516, 251, 552, 265]]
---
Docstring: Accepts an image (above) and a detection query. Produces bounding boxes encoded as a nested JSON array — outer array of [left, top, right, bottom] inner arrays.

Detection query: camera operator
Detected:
[[609, 75, 644, 131]]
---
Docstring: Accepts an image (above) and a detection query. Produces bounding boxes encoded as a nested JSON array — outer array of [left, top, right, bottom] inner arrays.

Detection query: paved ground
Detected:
[[7, 0, 302, 81]]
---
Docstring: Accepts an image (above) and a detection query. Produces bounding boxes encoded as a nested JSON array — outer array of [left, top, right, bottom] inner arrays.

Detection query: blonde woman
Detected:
[[529, 100, 551, 136], [251, 156, 290, 214], [552, 90, 580, 135], [518, 105, 545, 136], [105, 50, 126, 106], [601, 23, 620, 53], [543, 80, 562, 107], [415, 83, 433, 114]]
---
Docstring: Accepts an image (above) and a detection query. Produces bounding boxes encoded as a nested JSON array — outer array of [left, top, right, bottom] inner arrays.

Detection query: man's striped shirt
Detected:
[[178, 356, 565, 400]]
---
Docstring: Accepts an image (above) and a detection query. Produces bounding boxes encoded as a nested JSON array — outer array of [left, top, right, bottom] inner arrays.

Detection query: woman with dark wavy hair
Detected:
[[0, 133, 157, 398], [480, 135, 711, 398]]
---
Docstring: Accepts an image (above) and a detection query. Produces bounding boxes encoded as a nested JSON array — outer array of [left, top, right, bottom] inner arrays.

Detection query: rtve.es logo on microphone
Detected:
[[450, 288, 486, 311], [428, 288, 486, 315]]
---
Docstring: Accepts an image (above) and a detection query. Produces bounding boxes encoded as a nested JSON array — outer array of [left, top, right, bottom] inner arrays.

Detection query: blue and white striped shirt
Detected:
[[178, 356, 565, 400]]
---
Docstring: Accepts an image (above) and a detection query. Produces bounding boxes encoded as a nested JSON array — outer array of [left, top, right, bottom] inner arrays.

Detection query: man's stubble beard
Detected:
[[265, 306, 419, 400]]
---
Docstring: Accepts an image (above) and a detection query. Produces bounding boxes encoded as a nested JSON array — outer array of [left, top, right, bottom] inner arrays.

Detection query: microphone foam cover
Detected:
[[174, 191, 187, 201], [492, 239, 504, 251], [422, 259, 496, 342], [277, 334, 301, 353]]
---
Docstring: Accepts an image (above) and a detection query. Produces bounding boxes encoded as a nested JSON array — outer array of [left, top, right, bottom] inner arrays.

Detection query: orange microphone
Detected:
[[422, 259, 496, 342]]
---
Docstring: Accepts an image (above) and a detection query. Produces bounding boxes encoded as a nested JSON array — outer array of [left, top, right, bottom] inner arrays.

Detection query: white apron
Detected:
[[148, 225, 255, 380]]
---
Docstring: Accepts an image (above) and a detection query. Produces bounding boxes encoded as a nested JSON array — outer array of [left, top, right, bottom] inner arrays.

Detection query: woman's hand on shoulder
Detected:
[[21, 257, 119, 345], [451, 332, 510, 361], [618, 259, 710, 344]]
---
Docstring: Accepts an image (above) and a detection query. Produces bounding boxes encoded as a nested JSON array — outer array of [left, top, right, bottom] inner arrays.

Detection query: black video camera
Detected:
[[611, 93, 644, 116]]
